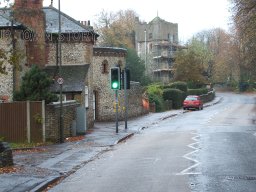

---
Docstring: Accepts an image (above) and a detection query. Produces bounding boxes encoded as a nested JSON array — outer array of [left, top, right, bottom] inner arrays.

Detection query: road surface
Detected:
[[49, 92, 256, 192]]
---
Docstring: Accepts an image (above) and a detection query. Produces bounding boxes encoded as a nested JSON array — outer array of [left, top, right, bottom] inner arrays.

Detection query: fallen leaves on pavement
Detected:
[[0, 166, 23, 174], [13, 147, 47, 154], [65, 135, 85, 142]]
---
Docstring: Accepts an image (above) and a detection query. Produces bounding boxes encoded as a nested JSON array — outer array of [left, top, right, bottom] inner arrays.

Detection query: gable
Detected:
[[43, 7, 96, 35]]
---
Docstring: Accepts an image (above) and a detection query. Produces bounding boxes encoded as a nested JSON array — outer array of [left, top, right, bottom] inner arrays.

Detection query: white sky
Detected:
[[3, 0, 233, 43]]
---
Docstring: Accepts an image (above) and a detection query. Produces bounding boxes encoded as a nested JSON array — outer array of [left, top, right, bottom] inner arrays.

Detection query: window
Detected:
[[101, 60, 108, 74], [84, 86, 89, 108], [57, 94, 67, 102], [168, 33, 173, 42]]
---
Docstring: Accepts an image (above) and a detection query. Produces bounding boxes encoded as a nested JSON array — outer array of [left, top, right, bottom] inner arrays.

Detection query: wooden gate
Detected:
[[0, 101, 44, 143]]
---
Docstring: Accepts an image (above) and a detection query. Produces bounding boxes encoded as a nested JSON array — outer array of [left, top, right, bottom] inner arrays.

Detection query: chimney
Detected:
[[14, 0, 43, 10], [13, 0, 46, 68]]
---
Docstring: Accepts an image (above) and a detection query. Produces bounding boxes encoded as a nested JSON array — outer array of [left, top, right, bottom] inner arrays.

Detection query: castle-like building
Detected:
[[135, 16, 181, 84]]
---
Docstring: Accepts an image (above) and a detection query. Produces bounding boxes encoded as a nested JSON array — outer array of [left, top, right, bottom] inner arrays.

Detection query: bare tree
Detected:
[[194, 28, 240, 84], [94, 9, 138, 48]]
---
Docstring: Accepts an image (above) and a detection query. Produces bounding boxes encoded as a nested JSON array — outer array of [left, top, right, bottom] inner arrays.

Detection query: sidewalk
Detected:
[[0, 96, 222, 192]]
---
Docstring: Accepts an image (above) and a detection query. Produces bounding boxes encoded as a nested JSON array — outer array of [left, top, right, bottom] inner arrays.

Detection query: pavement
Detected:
[[0, 96, 222, 192]]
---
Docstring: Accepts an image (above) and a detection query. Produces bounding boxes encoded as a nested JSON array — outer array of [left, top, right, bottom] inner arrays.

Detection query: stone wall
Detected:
[[46, 40, 94, 129], [93, 81, 148, 121], [200, 90, 216, 103], [120, 82, 149, 120], [0, 34, 13, 101], [0, 29, 30, 101], [46, 42, 93, 66], [45, 101, 80, 142], [0, 142, 13, 168], [92, 47, 149, 121]]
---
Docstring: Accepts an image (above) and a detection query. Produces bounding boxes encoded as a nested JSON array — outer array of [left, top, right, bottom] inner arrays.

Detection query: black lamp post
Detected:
[[58, 0, 64, 143]]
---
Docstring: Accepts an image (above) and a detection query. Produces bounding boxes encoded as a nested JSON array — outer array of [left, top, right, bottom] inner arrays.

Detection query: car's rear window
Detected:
[[185, 97, 198, 101]]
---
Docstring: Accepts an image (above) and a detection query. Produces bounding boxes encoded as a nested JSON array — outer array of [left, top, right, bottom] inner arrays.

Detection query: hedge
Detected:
[[163, 88, 183, 109], [170, 81, 188, 93], [148, 93, 165, 112], [187, 88, 208, 96]]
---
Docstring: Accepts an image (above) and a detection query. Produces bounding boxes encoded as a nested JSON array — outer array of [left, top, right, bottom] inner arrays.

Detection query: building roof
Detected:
[[44, 65, 89, 93], [0, 7, 98, 36], [150, 16, 165, 23], [0, 14, 12, 27], [0, 9, 23, 28], [43, 7, 95, 34], [93, 46, 127, 56], [153, 69, 173, 73]]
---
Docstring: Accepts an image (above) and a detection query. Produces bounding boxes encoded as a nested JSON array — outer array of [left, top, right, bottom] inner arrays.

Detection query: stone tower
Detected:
[[135, 16, 179, 84]]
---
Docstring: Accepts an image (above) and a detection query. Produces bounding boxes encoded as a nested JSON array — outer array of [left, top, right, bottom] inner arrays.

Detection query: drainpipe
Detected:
[[144, 29, 147, 74], [11, 19, 16, 96]]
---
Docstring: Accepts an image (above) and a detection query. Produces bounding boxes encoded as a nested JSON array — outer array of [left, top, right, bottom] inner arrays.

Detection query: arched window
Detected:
[[101, 60, 108, 74]]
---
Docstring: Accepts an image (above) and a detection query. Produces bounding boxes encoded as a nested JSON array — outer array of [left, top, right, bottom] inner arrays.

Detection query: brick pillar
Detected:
[[13, 0, 46, 68]]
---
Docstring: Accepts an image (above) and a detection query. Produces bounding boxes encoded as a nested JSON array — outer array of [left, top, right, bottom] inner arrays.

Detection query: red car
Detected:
[[183, 95, 203, 110]]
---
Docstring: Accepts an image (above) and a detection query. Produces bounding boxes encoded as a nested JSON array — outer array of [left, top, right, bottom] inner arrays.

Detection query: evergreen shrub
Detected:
[[163, 88, 183, 109], [187, 88, 208, 96], [170, 81, 188, 93]]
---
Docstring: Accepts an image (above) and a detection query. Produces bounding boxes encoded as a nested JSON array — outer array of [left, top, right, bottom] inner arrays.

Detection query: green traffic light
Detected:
[[112, 81, 119, 89]]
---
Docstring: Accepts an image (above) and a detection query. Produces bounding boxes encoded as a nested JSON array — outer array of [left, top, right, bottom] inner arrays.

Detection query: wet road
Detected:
[[50, 92, 256, 192]]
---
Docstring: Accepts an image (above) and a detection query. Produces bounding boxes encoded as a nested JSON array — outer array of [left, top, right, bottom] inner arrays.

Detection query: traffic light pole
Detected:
[[115, 90, 119, 133], [124, 69, 128, 130]]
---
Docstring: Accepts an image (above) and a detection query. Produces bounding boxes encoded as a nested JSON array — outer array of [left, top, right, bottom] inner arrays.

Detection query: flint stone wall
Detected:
[[92, 47, 149, 121], [0, 142, 13, 168]]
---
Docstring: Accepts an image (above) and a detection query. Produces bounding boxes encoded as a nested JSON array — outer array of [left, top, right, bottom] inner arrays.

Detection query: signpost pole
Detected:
[[58, 0, 64, 143], [124, 69, 128, 130], [115, 90, 118, 134]]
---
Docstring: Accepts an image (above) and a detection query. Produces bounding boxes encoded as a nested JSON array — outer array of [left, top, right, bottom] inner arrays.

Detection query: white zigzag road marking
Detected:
[[177, 132, 202, 175]]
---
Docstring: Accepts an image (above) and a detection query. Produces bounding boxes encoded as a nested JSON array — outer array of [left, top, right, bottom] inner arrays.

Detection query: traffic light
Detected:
[[121, 68, 130, 89], [110, 67, 120, 90], [125, 68, 130, 89]]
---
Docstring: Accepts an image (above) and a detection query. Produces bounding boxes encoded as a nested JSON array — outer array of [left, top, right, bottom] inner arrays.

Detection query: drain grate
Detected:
[[224, 175, 256, 181]]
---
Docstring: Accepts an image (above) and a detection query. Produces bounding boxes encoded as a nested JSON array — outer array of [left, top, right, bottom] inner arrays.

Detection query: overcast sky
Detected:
[[3, 0, 233, 43]]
